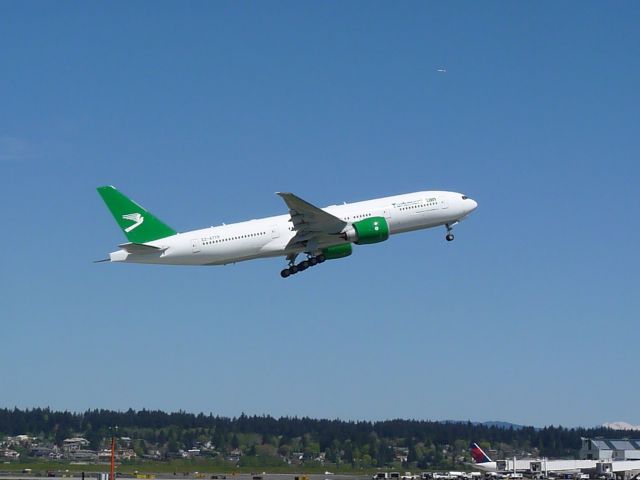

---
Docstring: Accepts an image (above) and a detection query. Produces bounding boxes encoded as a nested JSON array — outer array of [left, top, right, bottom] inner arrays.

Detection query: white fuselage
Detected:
[[473, 459, 601, 474], [108, 191, 477, 265]]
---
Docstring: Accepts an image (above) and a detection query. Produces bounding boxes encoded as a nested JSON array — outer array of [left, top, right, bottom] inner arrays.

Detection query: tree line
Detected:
[[0, 408, 623, 468]]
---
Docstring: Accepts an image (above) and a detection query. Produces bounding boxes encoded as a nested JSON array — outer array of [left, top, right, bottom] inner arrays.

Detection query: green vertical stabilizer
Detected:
[[97, 186, 177, 243]]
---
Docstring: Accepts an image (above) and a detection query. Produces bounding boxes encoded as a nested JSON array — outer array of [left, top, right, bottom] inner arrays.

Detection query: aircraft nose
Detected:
[[460, 194, 478, 215]]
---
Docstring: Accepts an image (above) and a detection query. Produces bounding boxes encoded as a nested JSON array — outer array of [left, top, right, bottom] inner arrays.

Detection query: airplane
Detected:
[[96, 186, 478, 278], [469, 443, 605, 477], [470, 443, 497, 470]]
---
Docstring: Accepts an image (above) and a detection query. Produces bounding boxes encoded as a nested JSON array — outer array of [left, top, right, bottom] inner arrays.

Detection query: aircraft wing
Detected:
[[276, 192, 347, 244]]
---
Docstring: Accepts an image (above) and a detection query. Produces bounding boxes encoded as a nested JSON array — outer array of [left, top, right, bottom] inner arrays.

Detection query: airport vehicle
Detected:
[[401, 473, 419, 480], [96, 186, 478, 277], [595, 461, 640, 479]]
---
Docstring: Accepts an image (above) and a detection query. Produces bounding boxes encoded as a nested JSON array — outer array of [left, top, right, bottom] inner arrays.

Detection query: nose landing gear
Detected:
[[445, 223, 455, 242], [280, 254, 326, 278]]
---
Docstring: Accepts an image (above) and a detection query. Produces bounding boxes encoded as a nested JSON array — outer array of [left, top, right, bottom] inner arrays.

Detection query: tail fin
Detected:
[[97, 186, 177, 243], [470, 443, 492, 463]]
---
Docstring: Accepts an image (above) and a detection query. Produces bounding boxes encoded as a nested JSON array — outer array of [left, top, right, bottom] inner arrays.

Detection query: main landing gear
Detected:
[[445, 223, 455, 242], [280, 254, 326, 278]]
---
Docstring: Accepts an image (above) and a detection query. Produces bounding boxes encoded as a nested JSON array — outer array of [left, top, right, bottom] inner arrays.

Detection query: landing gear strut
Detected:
[[280, 254, 326, 278], [445, 224, 455, 242]]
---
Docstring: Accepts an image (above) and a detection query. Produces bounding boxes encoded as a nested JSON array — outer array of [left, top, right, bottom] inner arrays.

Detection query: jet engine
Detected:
[[340, 216, 389, 245], [322, 243, 353, 259]]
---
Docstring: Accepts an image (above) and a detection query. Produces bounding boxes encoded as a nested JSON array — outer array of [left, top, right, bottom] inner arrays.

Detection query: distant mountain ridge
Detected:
[[603, 421, 640, 431], [482, 421, 528, 430], [445, 420, 529, 430]]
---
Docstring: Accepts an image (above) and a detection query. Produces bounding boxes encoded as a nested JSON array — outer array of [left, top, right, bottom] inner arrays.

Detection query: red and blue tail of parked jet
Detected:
[[470, 443, 492, 463]]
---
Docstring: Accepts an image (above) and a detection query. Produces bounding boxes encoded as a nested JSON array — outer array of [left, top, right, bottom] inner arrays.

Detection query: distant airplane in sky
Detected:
[[97, 186, 478, 278], [437, 68, 447, 73]]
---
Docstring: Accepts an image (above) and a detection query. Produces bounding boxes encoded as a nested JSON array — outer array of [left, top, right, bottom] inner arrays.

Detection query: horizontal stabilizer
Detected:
[[118, 242, 166, 254]]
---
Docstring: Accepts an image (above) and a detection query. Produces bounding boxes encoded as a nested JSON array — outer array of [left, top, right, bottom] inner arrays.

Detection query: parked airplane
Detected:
[[471, 443, 496, 469], [470, 443, 600, 476], [96, 186, 478, 277]]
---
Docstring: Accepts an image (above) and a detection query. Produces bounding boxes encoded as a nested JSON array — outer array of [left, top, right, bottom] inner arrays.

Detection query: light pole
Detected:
[[109, 426, 118, 480]]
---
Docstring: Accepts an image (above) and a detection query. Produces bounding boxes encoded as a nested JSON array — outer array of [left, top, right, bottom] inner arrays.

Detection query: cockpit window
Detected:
[[461, 195, 468, 200]]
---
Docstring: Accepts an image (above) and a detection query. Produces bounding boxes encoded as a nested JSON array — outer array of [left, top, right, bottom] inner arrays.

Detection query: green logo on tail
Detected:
[[122, 213, 144, 232]]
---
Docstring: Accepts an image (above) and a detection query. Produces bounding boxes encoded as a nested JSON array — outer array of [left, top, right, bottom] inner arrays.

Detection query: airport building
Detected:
[[580, 438, 640, 460]]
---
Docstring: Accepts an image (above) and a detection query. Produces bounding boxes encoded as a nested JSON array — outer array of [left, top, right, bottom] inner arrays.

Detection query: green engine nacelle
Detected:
[[322, 243, 353, 260], [342, 216, 390, 245]]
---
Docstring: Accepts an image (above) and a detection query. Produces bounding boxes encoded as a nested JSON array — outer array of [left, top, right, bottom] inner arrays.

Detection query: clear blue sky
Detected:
[[1, 1, 639, 428]]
